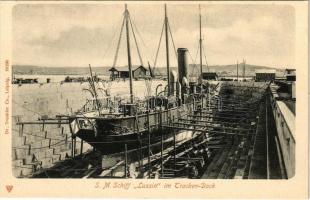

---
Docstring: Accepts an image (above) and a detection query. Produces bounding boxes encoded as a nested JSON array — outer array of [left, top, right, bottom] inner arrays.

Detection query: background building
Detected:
[[255, 69, 276, 82]]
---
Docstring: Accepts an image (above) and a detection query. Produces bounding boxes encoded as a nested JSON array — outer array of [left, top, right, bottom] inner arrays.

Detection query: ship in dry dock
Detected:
[[67, 5, 210, 155], [11, 4, 296, 179]]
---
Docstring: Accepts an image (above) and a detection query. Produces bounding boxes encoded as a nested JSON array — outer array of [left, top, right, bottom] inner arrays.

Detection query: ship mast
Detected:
[[164, 4, 170, 97], [237, 60, 239, 81], [199, 5, 203, 84], [88, 64, 101, 116], [125, 4, 134, 103]]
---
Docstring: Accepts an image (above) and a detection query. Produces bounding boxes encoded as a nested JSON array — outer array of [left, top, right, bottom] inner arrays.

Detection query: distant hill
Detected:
[[12, 64, 284, 77], [12, 65, 110, 75], [154, 64, 284, 77]]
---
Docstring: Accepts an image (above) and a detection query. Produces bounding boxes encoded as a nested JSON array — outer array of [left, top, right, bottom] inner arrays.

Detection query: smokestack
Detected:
[[177, 48, 189, 84], [177, 48, 189, 103], [169, 70, 177, 96]]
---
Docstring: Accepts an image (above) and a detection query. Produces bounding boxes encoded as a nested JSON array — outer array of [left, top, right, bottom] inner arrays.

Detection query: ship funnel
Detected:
[[177, 48, 189, 103], [169, 70, 177, 96], [177, 48, 189, 83]]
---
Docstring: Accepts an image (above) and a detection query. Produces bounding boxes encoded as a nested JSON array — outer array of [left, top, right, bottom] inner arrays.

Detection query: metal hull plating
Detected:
[[70, 102, 200, 154]]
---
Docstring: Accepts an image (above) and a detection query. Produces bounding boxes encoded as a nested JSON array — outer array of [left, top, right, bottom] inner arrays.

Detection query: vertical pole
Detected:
[[125, 4, 134, 103], [243, 59, 246, 80], [69, 122, 74, 158], [135, 116, 140, 171], [199, 4, 203, 85], [147, 105, 151, 178], [237, 60, 239, 81], [165, 4, 170, 97], [71, 137, 74, 158], [73, 137, 76, 158], [173, 128, 176, 177], [88, 64, 101, 116], [42, 119, 45, 131], [20, 124, 24, 137], [160, 108, 163, 176], [208, 87, 211, 111], [80, 139, 84, 155], [124, 144, 128, 178], [265, 95, 270, 179]]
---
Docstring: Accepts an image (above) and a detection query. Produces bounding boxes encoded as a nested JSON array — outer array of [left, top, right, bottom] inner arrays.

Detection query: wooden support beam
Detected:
[[201, 110, 252, 114], [178, 118, 253, 128], [169, 122, 253, 132], [124, 144, 128, 179], [80, 140, 84, 155], [16, 121, 69, 125], [200, 111, 255, 118], [200, 105, 257, 111], [161, 125, 251, 136], [187, 115, 248, 121]]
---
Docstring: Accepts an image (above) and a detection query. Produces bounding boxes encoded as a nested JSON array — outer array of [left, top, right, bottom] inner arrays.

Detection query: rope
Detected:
[[128, 13, 144, 66], [112, 13, 125, 68], [129, 12, 155, 69], [153, 19, 165, 74], [188, 43, 199, 78], [167, 21, 178, 60], [202, 44, 209, 72], [102, 17, 123, 62], [12, 100, 43, 117]]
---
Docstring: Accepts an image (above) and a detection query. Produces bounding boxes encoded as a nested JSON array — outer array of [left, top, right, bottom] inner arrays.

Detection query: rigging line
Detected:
[[112, 13, 126, 68], [153, 19, 165, 73], [193, 41, 201, 76], [12, 100, 43, 116], [102, 17, 124, 61], [130, 15, 147, 49], [188, 41, 200, 77], [131, 15, 155, 67], [201, 43, 209, 72], [128, 14, 144, 66], [167, 20, 178, 61]]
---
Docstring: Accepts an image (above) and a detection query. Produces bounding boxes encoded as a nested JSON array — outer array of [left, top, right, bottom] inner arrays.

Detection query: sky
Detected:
[[13, 3, 295, 68]]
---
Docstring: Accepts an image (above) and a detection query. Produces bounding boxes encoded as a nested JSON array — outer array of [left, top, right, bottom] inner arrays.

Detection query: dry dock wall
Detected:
[[269, 87, 295, 178], [12, 82, 91, 177], [12, 80, 165, 177]]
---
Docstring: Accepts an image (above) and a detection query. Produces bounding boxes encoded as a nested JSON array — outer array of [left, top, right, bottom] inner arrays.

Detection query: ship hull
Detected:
[[69, 102, 200, 155]]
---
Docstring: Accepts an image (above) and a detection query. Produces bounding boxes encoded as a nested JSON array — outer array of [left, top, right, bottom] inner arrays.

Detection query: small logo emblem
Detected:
[[5, 185, 13, 193]]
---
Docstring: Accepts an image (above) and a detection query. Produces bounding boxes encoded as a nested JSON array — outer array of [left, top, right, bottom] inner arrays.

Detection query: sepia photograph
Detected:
[[0, 0, 308, 198], [10, 3, 297, 180]]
